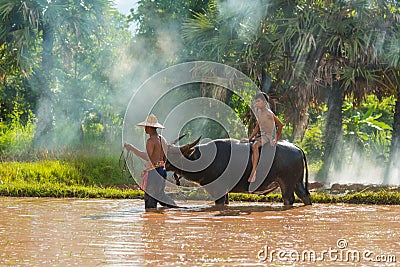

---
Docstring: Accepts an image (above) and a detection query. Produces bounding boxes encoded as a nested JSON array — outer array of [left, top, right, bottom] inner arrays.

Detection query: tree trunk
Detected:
[[318, 81, 344, 182], [79, 121, 84, 143], [292, 110, 309, 141], [33, 23, 55, 148], [384, 91, 400, 184], [261, 68, 272, 93]]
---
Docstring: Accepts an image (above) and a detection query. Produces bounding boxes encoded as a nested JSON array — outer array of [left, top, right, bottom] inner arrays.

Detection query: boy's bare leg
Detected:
[[249, 141, 262, 182]]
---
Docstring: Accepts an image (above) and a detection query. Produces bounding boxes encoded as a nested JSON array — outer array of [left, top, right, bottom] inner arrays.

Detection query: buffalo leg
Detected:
[[224, 194, 229, 205], [215, 194, 228, 206], [280, 184, 295, 206], [282, 192, 295, 206], [295, 182, 312, 205]]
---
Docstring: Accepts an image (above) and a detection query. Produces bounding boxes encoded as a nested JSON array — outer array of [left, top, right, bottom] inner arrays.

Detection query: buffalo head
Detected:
[[166, 136, 201, 172]]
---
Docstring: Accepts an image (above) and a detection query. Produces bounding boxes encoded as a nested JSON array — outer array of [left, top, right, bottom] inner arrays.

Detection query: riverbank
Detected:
[[1, 181, 400, 205], [1, 159, 399, 204], [0, 182, 143, 199]]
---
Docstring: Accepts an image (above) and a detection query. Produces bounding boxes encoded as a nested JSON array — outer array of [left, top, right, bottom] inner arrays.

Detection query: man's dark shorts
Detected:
[[144, 167, 177, 209]]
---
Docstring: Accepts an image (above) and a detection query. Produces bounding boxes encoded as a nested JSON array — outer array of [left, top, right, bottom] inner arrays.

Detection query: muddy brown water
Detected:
[[0, 198, 399, 266]]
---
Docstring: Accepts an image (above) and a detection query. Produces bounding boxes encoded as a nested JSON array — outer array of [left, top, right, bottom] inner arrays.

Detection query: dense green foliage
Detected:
[[0, 0, 130, 148], [297, 95, 395, 162]]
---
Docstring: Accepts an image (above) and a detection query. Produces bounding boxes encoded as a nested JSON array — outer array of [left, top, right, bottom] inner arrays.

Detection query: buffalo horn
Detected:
[[180, 136, 202, 153]]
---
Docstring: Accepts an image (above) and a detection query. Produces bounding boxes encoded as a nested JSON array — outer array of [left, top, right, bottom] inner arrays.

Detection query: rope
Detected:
[[119, 149, 137, 182], [120, 149, 205, 200], [120, 134, 187, 186]]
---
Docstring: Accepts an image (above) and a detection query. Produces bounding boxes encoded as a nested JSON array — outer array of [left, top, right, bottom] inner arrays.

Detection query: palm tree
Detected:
[[378, 67, 400, 184], [310, 0, 394, 181], [245, 0, 395, 182], [378, 1, 400, 183], [270, 1, 324, 141], [377, 21, 400, 182], [182, 0, 296, 135], [181, 0, 398, 184], [181, 0, 257, 121], [0, 0, 111, 148]]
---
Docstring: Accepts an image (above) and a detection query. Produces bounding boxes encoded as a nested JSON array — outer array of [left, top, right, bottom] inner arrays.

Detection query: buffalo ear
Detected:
[[182, 147, 196, 158]]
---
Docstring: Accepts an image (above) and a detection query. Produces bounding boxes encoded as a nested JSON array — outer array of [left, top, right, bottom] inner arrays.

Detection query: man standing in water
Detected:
[[248, 93, 283, 183], [124, 114, 177, 210]]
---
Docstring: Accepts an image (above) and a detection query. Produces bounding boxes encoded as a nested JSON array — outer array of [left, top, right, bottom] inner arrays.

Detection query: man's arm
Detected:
[[124, 143, 149, 161], [249, 123, 260, 142], [274, 115, 283, 142]]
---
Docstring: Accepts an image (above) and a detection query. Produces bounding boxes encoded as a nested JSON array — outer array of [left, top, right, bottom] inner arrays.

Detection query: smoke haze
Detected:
[[24, 0, 398, 186]]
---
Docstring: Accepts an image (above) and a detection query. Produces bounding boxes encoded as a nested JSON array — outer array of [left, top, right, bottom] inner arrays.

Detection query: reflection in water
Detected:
[[0, 198, 399, 266]]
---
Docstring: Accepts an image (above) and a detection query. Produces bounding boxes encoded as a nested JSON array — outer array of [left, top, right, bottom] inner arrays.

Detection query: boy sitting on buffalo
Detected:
[[248, 92, 283, 183]]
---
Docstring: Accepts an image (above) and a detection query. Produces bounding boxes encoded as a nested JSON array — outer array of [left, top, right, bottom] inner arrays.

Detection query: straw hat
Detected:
[[136, 114, 165, 129]]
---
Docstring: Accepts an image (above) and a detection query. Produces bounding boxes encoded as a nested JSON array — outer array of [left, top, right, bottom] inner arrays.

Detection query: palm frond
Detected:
[[385, 37, 400, 68]]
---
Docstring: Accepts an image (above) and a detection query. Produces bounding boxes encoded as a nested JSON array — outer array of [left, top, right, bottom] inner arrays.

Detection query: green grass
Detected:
[[229, 192, 283, 202], [310, 191, 400, 205], [229, 191, 400, 205], [0, 155, 131, 186], [0, 150, 142, 199], [0, 182, 143, 198]]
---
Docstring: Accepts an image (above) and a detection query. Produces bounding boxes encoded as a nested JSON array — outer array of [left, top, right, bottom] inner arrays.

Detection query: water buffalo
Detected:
[[166, 138, 311, 206]]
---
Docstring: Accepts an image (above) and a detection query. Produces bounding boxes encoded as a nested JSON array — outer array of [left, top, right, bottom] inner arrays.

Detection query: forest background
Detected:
[[0, 0, 399, 196]]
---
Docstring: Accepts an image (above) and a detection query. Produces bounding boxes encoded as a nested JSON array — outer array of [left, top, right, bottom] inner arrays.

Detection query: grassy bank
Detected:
[[0, 151, 143, 198], [1, 180, 400, 205], [1, 159, 400, 204], [229, 191, 400, 205], [0, 182, 143, 198], [0, 151, 132, 185]]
